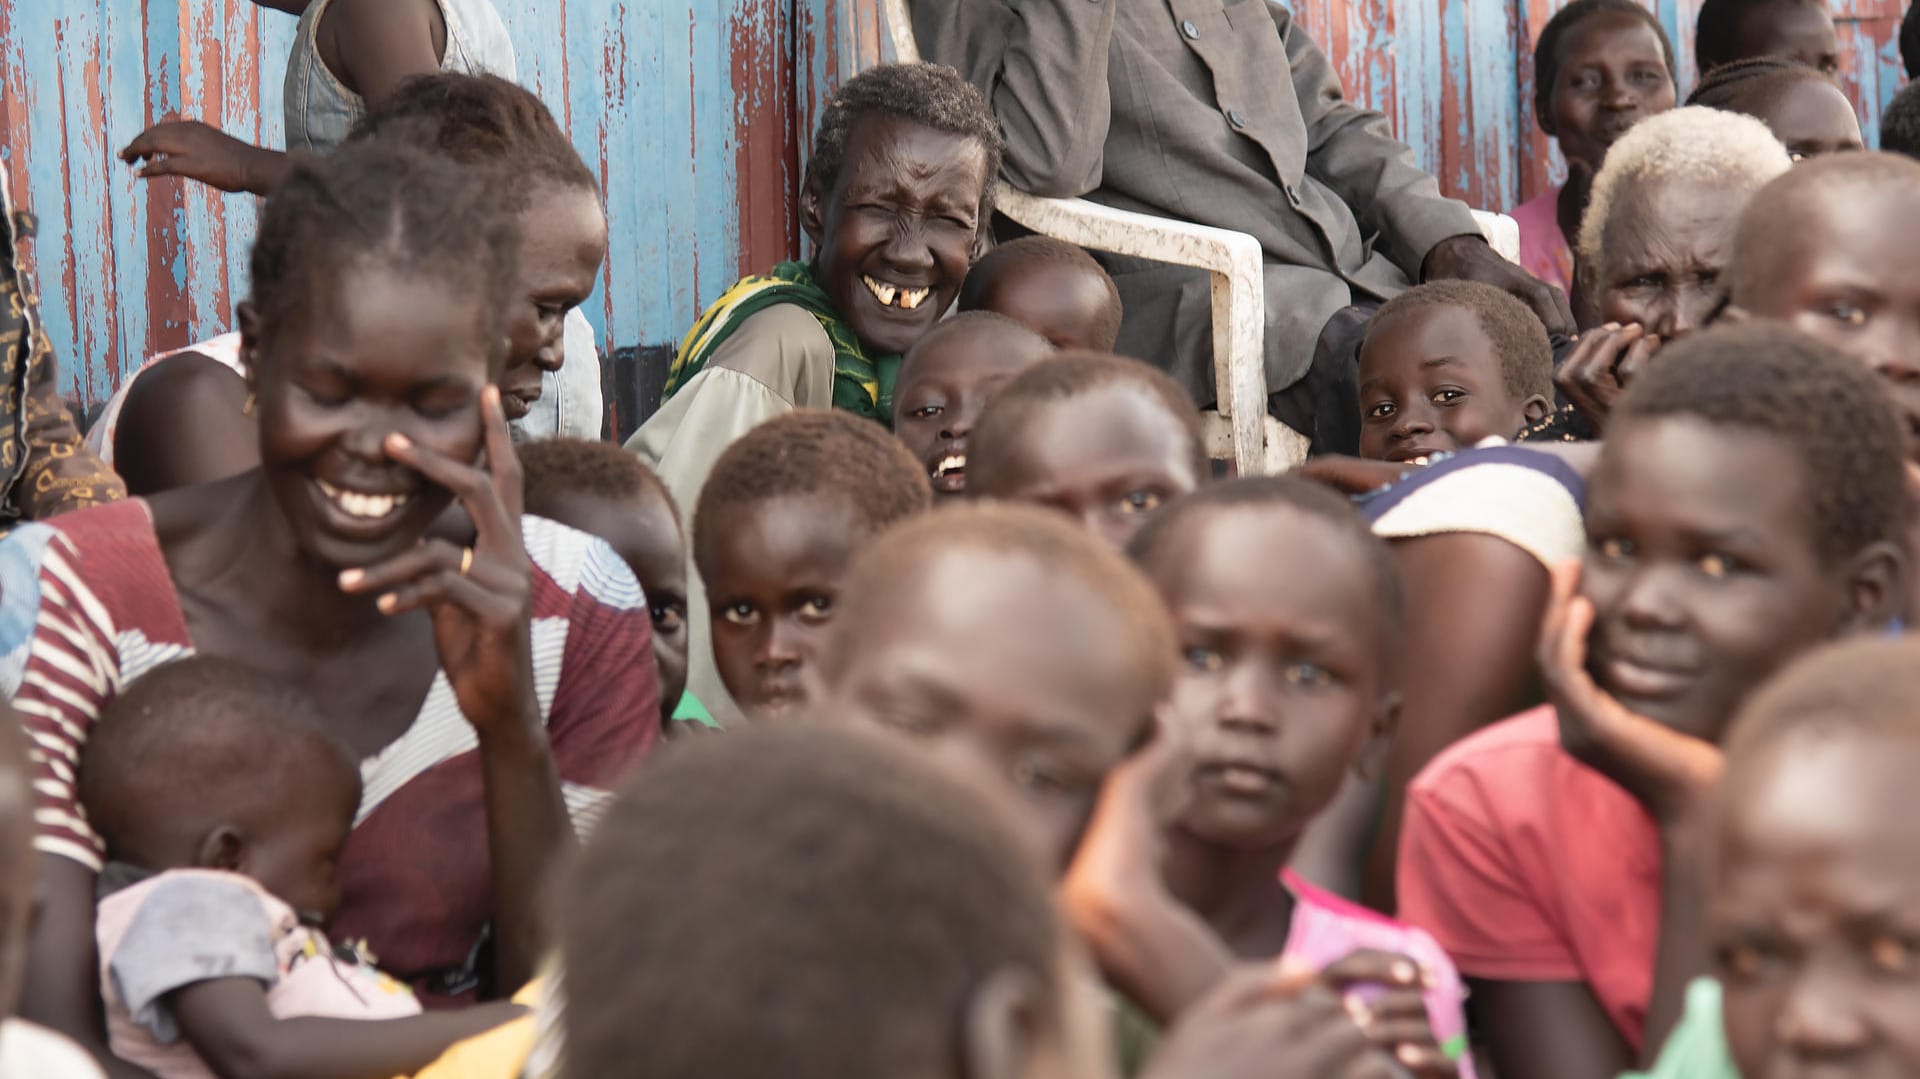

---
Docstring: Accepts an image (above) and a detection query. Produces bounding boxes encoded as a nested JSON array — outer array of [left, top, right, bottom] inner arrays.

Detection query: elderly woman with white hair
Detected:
[[1555, 106, 1793, 429]]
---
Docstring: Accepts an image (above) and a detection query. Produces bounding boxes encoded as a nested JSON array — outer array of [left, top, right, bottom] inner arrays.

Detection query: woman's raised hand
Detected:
[[1554, 323, 1661, 434]]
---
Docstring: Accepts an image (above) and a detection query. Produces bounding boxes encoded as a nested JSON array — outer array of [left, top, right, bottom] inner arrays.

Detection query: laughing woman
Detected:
[[627, 62, 999, 723], [2, 142, 657, 1071]]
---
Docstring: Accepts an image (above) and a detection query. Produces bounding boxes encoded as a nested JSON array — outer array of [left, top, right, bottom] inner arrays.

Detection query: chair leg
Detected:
[[1263, 416, 1310, 473]]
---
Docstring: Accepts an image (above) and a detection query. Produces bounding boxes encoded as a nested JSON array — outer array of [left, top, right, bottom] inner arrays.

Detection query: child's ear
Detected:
[[1839, 539, 1908, 634], [961, 965, 1050, 1079], [800, 175, 827, 250], [1520, 393, 1554, 428], [194, 827, 246, 873], [1352, 690, 1402, 782]]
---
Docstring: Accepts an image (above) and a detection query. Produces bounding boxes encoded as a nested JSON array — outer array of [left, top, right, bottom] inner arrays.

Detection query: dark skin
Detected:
[[1735, 77, 1865, 160], [120, 0, 451, 195], [1724, 0, 1841, 77], [974, 385, 1202, 551], [536, 489, 688, 722], [1714, 732, 1920, 1078], [1421, 236, 1576, 339], [23, 264, 574, 1070], [967, 261, 1118, 351], [0, 715, 35, 1023], [1356, 305, 1551, 463], [703, 493, 862, 721], [893, 325, 1053, 499], [1473, 417, 1902, 1079], [812, 546, 1155, 871], [801, 113, 990, 357], [1539, 11, 1677, 243], [111, 182, 607, 494]]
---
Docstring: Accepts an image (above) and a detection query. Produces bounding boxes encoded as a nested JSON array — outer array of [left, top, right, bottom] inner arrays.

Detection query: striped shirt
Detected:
[[1, 499, 659, 1001]]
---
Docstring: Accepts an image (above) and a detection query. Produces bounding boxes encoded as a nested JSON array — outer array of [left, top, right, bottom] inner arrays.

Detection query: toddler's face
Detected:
[[975, 263, 1115, 352], [241, 763, 358, 926], [1357, 305, 1543, 463]]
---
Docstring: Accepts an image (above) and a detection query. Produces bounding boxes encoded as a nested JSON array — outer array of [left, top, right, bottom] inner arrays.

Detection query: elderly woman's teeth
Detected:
[[862, 276, 931, 311]]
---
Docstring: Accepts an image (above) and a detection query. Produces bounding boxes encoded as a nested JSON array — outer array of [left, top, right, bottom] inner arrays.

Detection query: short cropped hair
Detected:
[[968, 352, 1207, 496], [958, 237, 1125, 352], [1904, 1, 1920, 80], [1534, 0, 1677, 119], [1578, 106, 1792, 269], [1610, 323, 1907, 566], [821, 502, 1177, 706], [806, 64, 1003, 224], [1128, 475, 1405, 627], [1368, 280, 1554, 404], [899, 311, 1053, 385], [1881, 82, 1920, 161], [1696, 0, 1828, 74], [1728, 152, 1920, 309], [519, 438, 677, 525], [692, 410, 931, 582], [560, 725, 1061, 1079], [1723, 637, 1920, 767], [1686, 54, 1832, 113], [79, 658, 357, 870]]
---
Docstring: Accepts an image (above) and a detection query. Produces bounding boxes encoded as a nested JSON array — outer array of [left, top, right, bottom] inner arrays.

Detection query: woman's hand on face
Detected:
[[339, 386, 538, 741], [1554, 323, 1661, 435], [1538, 560, 1723, 824]]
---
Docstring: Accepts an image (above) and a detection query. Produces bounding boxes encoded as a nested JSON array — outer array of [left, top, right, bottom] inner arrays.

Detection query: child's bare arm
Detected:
[[20, 855, 157, 1078], [1466, 979, 1633, 1079], [247, 0, 309, 13], [168, 977, 524, 1079], [325, 0, 447, 106]]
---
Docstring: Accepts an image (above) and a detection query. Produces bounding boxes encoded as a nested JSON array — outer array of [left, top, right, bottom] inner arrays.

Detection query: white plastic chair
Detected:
[[879, 0, 1519, 475]]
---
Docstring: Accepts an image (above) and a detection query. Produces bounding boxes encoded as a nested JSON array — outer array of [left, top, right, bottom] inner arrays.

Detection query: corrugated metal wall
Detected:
[[3, 0, 1907, 431]]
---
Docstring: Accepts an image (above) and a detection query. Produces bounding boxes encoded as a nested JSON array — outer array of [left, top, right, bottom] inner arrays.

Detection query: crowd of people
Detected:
[[2, 0, 1920, 1075]]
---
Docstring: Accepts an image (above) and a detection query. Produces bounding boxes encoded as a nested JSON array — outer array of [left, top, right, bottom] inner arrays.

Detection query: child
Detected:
[[1067, 477, 1474, 1075], [1695, 0, 1840, 77], [519, 438, 708, 731], [1396, 325, 1908, 1079], [959, 236, 1126, 352], [559, 724, 1114, 1079], [692, 409, 930, 721], [969, 353, 1208, 550], [79, 658, 524, 1078], [1356, 281, 1555, 464], [1687, 56, 1865, 159], [893, 312, 1054, 500], [1882, 81, 1920, 160]]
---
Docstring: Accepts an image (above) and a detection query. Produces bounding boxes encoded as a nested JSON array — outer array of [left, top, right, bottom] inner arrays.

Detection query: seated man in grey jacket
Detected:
[[914, 0, 1572, 452]]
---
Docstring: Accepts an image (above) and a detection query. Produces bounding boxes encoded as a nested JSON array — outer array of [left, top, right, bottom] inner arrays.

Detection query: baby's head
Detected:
[[1729, 152, 1920, 454], [958, 236, 1124, 352], [693, 410, 931, 720], [521, 438, 688, 720], [1688, 56, 1864, 159], [80, 659, 361, 925], [0, 710, 33, 1021], [1712, 637, 1920, 1076], [1581, 324, 1907, 744], [893, 312, 1054, 500], [561, 725, 1110, 1079], [1696, 0, 1840, 77], [1357, 280, 1554, 463], [969, 352, 1207, 550], [812, 503, 1176, 871], [1130, 477, 1401, 852]]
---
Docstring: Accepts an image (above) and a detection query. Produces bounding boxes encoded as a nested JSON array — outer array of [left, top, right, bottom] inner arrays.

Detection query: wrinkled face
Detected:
[[1357, 306, 1544, 463], [500, 183, 608, 422], [977, 386, 1202, 551], [805, 114, 989, 357], [1546, 11, 1677, 169], [1582, 417, 1849, 740], [1716, 731, 1920, 1079], [239, 756, 359, 926], [1732, 0, 1841, 77], [1738, 187, 1920, 457], [894, 328, 1053, 499], [705, 494, 864, 721], [1599, 175, 1745, 340], [250, 261, 494, 570], [1744, 78, 1865, 161], [543, 490, 688, 719], [814, 548, 1153, 872], [971, 262, 1117, 352], [1145, 507, 1388, 850]]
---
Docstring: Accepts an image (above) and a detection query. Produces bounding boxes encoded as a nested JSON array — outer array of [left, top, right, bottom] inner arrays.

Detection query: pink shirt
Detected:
[[1395, 706, 1660, 1051], [1511, 186, 1575, 297]]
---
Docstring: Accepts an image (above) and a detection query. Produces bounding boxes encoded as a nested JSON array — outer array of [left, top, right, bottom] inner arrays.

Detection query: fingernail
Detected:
[[1345, 996, 1371, 1025], [386, 432, 411, 451], [337, 569, 363, 590], [1602, 322, 1621, 331], [1391, 960, 1417, 983], [1398, 1045, 1423, 1065], [377, 593, 397, 614]]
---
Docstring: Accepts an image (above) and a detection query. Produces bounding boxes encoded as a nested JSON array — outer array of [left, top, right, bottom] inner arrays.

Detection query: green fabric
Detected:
[[660, 260, 902, 422], [1621, 979, 1739, 1079], [669, 692, 720, 730], [1111, 990, 1160, 1078]]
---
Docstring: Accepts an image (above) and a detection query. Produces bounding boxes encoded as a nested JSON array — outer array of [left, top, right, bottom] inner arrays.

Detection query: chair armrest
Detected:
[[1470, 209, 1520, 263]]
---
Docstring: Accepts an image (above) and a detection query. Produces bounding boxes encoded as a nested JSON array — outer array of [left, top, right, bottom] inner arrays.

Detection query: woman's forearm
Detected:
[[475, 700, 571, 995]]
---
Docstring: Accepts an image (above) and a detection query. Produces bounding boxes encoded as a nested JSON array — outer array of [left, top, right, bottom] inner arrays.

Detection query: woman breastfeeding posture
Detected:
[[2, 141, 658, 1071]]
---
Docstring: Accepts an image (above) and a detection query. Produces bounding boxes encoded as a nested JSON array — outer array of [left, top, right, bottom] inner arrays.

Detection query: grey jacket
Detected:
[[912, 0, 1481, 392]]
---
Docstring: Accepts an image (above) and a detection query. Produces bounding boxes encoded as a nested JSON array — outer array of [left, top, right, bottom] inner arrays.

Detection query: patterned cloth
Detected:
[[1357, 444, 1588, 569], [0, 172, 124, 533], [3, 500, 659, 1003], [662, 261, 901, 421]]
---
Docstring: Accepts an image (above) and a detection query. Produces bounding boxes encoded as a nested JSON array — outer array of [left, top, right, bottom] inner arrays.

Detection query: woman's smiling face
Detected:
[[249, 258, 496, 569], [804, 113, 990, 356]]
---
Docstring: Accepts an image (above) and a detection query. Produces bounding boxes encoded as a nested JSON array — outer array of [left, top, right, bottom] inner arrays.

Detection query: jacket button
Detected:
[[1182, 19, 1200, 39]]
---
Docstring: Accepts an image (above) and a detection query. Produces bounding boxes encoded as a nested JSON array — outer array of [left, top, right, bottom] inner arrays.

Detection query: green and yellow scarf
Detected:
[[661, 260, 901, 422]]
